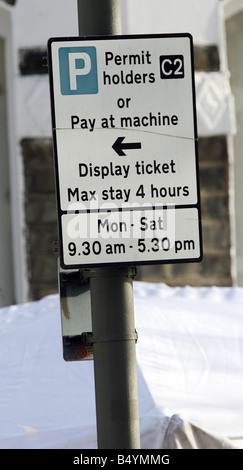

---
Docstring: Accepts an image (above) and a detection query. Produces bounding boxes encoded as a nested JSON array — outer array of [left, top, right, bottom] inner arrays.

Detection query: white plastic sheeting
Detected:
[[0, 282, 243, 449]]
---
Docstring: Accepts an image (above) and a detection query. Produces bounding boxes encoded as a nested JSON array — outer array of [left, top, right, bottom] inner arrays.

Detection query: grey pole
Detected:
[[77, 0, 122, 36], [77, 0, 141, 449], [87, 267, 140, 449]]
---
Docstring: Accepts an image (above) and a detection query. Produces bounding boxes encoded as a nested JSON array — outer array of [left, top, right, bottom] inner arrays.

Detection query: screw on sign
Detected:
[[76, 345, 94, 360]]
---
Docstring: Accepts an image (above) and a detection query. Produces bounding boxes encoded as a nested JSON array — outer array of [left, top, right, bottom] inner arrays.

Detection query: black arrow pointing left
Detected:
[[112, 136, 142, 156]]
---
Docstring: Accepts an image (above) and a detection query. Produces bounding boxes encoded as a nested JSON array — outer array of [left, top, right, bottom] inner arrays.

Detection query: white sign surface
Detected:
[[48, 34, 202, 268]]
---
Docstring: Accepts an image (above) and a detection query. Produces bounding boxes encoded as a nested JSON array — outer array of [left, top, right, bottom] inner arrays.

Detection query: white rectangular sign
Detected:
[[48, 34, 202, 268]]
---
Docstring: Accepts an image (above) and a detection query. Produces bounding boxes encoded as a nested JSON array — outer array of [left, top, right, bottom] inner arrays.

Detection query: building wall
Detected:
[[11, 0, 79, 301], [225, 6, 243, 285], [6, 0, 236, 300], [0, 32, 14, 305]]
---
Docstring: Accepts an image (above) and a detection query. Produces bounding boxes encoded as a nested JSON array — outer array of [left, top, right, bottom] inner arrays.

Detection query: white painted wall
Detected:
[[0, 5, 14, 306], [10, 0, 235, 140], [12, 0, 222, 47], [0, 3, 28, 305], [224, 0, 243, 285], [123, 0, 222, 44], [12, 0, 78, 47], [12, 0, 78, 139]]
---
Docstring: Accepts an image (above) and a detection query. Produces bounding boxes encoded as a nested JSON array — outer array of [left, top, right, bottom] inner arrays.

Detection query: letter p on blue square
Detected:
[[59, 46, 98, 95]]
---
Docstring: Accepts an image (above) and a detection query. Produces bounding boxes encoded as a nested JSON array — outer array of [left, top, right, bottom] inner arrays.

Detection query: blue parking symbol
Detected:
[[59, 46, 98, 95]]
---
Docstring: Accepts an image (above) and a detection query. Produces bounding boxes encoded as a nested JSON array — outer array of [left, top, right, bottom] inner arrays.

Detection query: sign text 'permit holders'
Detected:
[[48, 33, 203, 269]]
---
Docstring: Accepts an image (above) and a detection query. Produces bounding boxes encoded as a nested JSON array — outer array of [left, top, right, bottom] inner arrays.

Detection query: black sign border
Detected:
[[47, 33, 203, 270]]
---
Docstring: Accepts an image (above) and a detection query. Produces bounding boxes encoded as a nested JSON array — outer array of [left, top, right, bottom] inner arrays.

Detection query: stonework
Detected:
[[136, 136, 232, 286], [21, 138, 58, 300]]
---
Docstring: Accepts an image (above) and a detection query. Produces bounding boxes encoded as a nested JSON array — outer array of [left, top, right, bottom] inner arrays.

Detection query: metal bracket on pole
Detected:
[[82, 266, 137, 280], [82, 330, 138, 346]]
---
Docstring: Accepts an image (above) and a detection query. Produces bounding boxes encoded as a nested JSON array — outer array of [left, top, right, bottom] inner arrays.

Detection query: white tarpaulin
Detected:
[[0, 282, 243, 449]]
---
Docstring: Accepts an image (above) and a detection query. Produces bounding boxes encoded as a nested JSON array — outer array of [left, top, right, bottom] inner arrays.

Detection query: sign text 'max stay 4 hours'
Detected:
[[48, 34, 202, 269]]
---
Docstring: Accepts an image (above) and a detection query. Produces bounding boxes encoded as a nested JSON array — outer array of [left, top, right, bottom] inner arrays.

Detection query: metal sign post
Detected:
[[48, 0, 202, 450], [87, 266, 139, 449], [76, 0, 140, 449], [79, 0, 140, 449]]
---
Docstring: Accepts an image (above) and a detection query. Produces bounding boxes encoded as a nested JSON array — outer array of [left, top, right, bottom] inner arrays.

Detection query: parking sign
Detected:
[[48, 34, 202, 269], [59, 46, 98, 94]]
